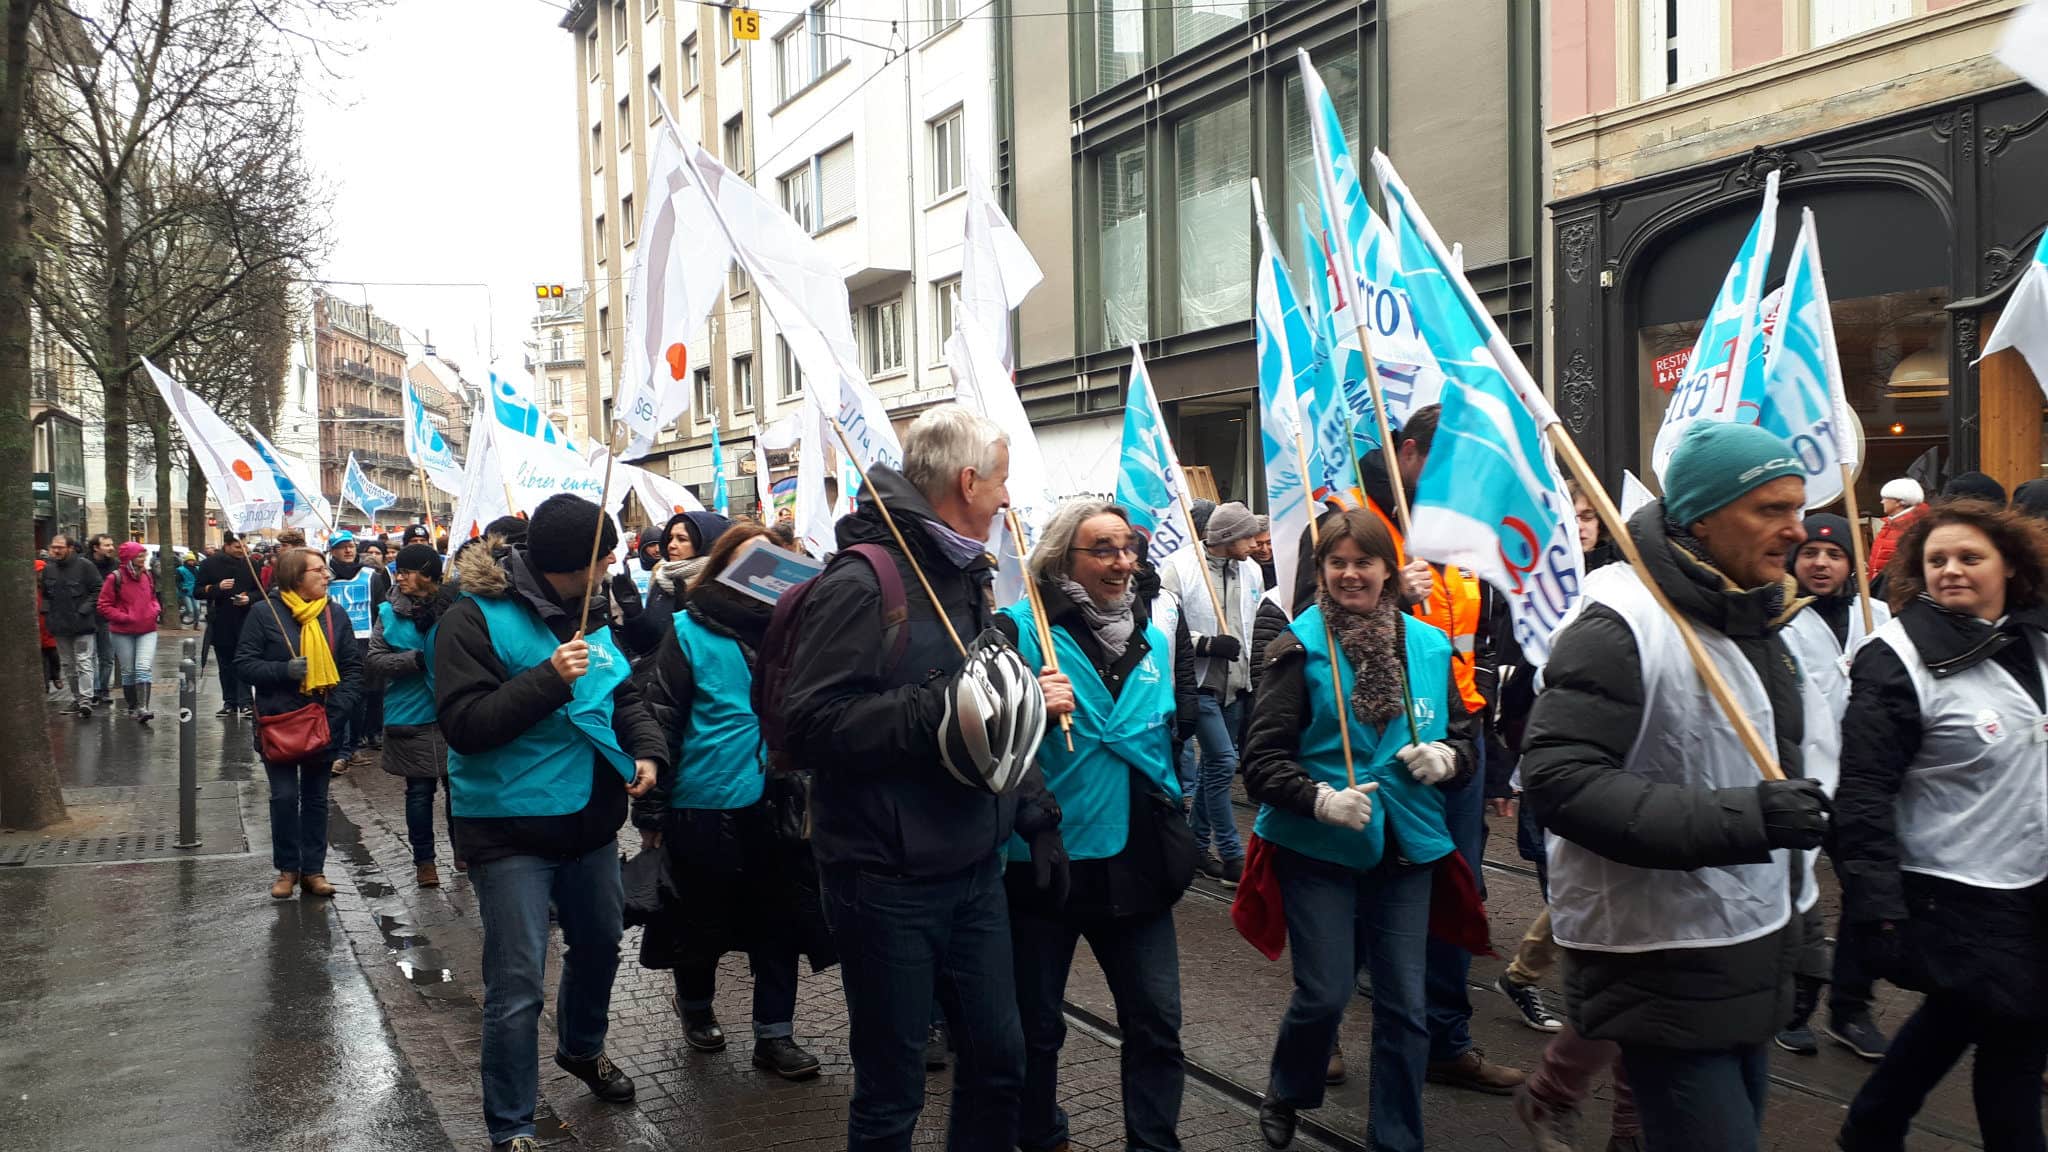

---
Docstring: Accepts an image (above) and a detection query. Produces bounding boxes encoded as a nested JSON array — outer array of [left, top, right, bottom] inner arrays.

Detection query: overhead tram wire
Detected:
[[534, 0, 1267, 27]]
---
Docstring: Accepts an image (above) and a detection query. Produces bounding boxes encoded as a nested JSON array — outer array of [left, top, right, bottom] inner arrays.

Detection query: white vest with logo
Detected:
[[1780, 598, 1887, 910], [1547, 564, 1813, 953], [1865, 617, 2048, 890]]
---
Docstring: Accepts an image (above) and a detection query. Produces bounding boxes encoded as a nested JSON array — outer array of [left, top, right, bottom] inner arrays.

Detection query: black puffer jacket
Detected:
[[1834, 598, 2048, 1019], [40, 554, 102, 638], [781, 466, 1056, 876], [1520, 500, 1806, 1050]]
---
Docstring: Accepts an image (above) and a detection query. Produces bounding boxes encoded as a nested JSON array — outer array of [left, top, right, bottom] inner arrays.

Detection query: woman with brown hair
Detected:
[[1836, 499, 2048, 1151], [1241, 507, 1470, 1151]]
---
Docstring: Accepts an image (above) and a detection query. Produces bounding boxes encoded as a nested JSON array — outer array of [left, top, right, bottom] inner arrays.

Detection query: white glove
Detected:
[[1397, 741, 1458, 785], [1311, 781, 1379, 831]]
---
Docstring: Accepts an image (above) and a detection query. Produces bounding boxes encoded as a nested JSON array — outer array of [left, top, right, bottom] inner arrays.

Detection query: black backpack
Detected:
[[752, 543, 908, 775]]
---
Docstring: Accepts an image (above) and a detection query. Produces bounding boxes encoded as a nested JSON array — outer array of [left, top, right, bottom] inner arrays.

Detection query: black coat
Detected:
[[1834, 598, 2048, 1019], [40, 554, 102, 638], [233, 593, 363, 765], [196, 552, 258, 641], [780, 465, 1056, 876], [1519, 501, 1806, 1050], [365, 583, 458, 779]]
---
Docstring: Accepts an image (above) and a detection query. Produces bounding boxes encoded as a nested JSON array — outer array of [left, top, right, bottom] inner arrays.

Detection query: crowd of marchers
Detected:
[[46, 403, 2048, 1152]]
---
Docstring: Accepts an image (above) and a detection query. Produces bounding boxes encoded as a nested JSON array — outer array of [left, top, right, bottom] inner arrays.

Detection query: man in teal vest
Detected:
[[436, 494, 668, 1152]]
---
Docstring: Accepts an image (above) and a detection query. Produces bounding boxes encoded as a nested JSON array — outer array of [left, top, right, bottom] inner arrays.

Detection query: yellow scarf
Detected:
[[279, 591, 341, 695]]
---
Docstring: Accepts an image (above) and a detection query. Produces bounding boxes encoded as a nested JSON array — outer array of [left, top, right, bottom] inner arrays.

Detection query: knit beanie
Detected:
[[525, 495, 617, 574], [1663, 422, 1805, 528], [1800, 513, 1852, 557], [2013, 478, 2048, 522], [1204, 502, 1266, 547], [394, 543, 443, 581], [484, 515, 529, 545], [1943, 471, 2007, 505], [1189, 499, 1217, 540]]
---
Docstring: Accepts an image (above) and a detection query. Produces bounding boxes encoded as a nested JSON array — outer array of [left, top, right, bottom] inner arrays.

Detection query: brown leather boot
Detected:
[[270, 871, 299, 899], [1427, 1048, 1525, 1095], [1326, 1042, 1346, 1085], [300, 873, 337, 898], [416, 862, 441, 889]]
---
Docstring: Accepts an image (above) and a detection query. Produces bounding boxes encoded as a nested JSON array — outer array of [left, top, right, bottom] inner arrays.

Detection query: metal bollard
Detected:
[[175, 638, 200, 850]]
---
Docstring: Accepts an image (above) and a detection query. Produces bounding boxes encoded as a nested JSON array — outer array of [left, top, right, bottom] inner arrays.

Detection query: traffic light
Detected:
[[534, 284, 565, 300]]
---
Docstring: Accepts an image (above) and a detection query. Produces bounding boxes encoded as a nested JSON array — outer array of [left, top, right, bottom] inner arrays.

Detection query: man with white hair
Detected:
[[1866, 477, 1925, 577], [782, 403, 1074, 1152]]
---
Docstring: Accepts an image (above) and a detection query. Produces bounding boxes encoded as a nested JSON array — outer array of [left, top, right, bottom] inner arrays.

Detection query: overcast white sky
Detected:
[[300, 0, 581, 379]]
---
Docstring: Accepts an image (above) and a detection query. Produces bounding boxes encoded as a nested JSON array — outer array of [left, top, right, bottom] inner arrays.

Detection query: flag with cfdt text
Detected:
[[1115, 347, 1197, 567]]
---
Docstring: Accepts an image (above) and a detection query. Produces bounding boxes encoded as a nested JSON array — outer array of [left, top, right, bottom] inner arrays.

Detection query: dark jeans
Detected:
[[1185, 694, 1244, 862], [213, 634, 248, 708], [470, 838, 624, 1145], [822, 855, 1024, 1152], [1426, 739, 1487, 1063], [1829, 917, 1878, 1019], [93, 623, 112, 695], [1011, 905, 1183, 1152], [265, 760, 331, 874], [362, 688, 385, 745], [1620, 1042, 1769, 1152], [1267, 845, 1432, 1152], [403, 776, 439, 864], [675, 946, 801, 1040], [1842, 991, 2048, 1152]]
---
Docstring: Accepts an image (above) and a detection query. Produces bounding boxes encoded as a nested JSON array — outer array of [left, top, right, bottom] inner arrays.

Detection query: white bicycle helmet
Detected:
[[938, 640, 1046, 795]]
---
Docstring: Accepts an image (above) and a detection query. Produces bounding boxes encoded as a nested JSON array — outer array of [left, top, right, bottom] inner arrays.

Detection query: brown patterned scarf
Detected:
[[1317, 589, 1406, 728]]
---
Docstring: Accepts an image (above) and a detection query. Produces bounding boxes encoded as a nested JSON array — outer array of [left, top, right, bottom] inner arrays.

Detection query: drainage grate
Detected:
[[0, 783, 247, 866]]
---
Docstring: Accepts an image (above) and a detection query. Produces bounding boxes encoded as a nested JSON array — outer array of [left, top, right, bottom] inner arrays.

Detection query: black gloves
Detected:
[[1197, 634, 1243, 663], [1029, 825, 1070, 908], [1758, 777, 1830, 851], [285, 657, 308, 680]]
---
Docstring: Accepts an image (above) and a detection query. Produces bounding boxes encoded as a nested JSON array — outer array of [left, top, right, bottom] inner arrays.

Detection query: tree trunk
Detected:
[[186, 466, 207, 556], [99, 184, 130, 536], [0, 0, 65, 829]]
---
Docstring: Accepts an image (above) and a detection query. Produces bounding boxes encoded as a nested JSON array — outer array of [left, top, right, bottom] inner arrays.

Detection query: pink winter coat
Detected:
[[96, 543, 160, 635]]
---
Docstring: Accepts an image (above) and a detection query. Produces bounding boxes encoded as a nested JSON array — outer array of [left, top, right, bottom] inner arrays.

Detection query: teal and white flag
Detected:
[[1375, 153, 1583, 663], [247, 425, 333, 531], [1115, 347, 1196, 566], [1980, 229, 2048, 393], [342, 452, 398, 521], [1254, 181, 1320, 615], [711, 425, 729, 516], [1651, 169, 1780, 482], [403, 378, 463, 494], [1752, 209, 1859, 507]]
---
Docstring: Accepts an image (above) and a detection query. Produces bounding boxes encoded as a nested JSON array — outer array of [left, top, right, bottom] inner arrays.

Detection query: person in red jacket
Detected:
[[96, 540, 161, 722], [1866, 478, 1925, 580]]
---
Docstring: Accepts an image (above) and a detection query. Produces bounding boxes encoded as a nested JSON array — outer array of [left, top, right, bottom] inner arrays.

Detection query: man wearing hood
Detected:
[[623, 510, 732, 656], [781, 405, 1071, 1152], [1520, 421, 1831, 1152], [367, 544, 461, 889], [435, 495, 669, 1152]]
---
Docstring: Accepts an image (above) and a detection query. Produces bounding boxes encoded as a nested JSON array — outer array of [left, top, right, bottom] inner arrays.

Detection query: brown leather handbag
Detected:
[[256, 604, 334, 764]]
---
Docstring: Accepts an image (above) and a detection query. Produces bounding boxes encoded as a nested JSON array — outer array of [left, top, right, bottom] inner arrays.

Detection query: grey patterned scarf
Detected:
[[1056, 578, 1136, 661]]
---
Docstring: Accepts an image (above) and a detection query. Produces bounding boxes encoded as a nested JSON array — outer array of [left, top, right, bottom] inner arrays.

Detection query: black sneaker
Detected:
[[76, 701, 93, 718], [1220, 855, 1245, 888], [1196, 851, 1225, 881], [1496, 973, 1564, 1032], [554, 1050, 635, 1102], [1825, 1012, 1890, 1061], [924, 1021, 950, 1071], [1774, 1022, 1819, 1055], [215, 703, 235, 717], [752, 1036, 821, 1080]]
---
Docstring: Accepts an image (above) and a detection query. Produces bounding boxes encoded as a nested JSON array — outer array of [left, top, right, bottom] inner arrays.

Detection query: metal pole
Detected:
[[175, 638, 200, 850]]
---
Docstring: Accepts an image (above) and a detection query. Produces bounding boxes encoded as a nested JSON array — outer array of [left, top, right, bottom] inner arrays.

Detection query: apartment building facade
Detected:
[[314, 290, 433, 529], [1547, 0, 2047, 494], [529, 285, 594, 442]]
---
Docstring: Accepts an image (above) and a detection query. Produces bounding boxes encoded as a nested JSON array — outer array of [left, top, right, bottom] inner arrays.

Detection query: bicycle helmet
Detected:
[[938, 638, 1046, 795]]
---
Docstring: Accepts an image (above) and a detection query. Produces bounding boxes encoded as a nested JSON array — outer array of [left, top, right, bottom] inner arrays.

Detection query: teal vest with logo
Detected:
[[445, 594, 636, 819], [668, 609, 766, 811], [999, 600, 1179, 862], [1252, 604, 1456, 872], [378, 601, 438, 727]]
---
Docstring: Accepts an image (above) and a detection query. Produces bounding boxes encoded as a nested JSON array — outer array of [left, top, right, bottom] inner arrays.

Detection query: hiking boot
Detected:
[[1513, 1082, 1578, 1152], [681, 1004, 726, 1052], [1775, 1022, 1819, 1055], [1825, 1011, 1890, 1061], [925, 1020, 950, 1071], [752, 1036, 822, 1080], [270, 871, 299, 899], [299, 874, 336, 898], [1258, 1097, 1297, 1149], [1197, 851, 1225, 881], [1326, 1042, 1345, 1084], [416, 863, 441, 889], [554, 1050, 635, 1102], [1496, 972, 1564, 1032], [1220, 855, 1245, 888], [1427, 1048, 1525, 1095]]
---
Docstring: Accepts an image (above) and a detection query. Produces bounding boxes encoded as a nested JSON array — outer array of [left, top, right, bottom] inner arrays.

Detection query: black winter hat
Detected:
[[484, 514, 529, 545], [394, 543, 443, 580], [1943, 471, 2007, 505], [526, 495, 618, 574], [1800, 513, 1853, 556]]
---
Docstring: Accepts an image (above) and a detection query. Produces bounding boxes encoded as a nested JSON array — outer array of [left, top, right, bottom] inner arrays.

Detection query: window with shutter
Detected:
[[818, 140, 855, 228], [1811, 0, 1909, 47], [780, 167, 814, 232], [1638, 0, 1719, 99]]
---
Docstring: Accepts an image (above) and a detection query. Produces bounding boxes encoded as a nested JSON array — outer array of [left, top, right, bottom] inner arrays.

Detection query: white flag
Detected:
[[950, 312, 1050, 605], [450, 401, 514, 545], [959, 167, 1044, 378], [625, 458, 706, 523], [1980, 231, 2048, 392], [1999, 0, 2048, 93], [246, 425, 334, 532], [1620, 469, 1655, 520], [144, 358, 284, 534]]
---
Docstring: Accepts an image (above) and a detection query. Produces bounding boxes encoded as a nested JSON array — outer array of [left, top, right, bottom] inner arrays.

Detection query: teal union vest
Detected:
[[668, 609, 767, 811], [378, 601, 438, 727], [1252, 604, 1455, 872], [999, 600, 1179, 862], [445, 594, 636, 819]]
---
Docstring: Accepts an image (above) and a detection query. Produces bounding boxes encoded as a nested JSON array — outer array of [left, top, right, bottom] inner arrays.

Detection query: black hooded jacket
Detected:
[[1520, 500, 1807, 1049], [623, 510, 733, 656], [780, 466, 1056, 876]]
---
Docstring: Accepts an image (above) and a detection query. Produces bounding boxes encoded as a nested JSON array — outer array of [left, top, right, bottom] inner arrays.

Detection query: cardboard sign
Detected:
[[717, 542, 824, 605]]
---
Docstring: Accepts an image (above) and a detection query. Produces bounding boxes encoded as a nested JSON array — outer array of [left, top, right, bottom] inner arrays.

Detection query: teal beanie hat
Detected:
[[1663, 422, 1804, 528]]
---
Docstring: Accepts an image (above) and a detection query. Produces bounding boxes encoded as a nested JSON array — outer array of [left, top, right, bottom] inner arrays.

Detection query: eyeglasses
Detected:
[[1068, 543, 1138, 562]]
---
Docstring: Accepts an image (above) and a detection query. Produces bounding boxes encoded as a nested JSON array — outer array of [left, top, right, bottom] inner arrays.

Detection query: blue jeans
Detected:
[[402, 776, 439, 864], [1267, 844, 1432, 1152], [822, 855, 1024, 1152], [1620, 1042, 1769, 1152], [265, 760, 330, 874], [108, 631, 158, 686], [1185, 694, 1244, 861], [470, 838, 625, 1145], [1011, 904, 1183, 1151], [1425, 736, 1487, 1063], [676, 947, 800, 1040]]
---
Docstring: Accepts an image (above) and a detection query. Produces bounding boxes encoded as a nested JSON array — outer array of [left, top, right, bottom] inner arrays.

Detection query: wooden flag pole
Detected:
[[1542, 423, 1784, 781], [416, 467, 441, 544], [1005, 507, 1074, 753], [1294, 433, 1359, 787], [1841, 463, 1876, 635], [827, 419, 967, 657], [572, 435, 620, 640], [1350, 317, 1413, 535], [1175, 493, 1233, 639]]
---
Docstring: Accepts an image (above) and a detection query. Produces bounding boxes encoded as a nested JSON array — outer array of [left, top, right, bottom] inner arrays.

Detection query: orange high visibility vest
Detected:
[[1367, 498, 1485, 714]]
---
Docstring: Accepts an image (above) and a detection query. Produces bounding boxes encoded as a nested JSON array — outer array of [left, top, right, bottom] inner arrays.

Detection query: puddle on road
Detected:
[[327, 808, 470, 1003]]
